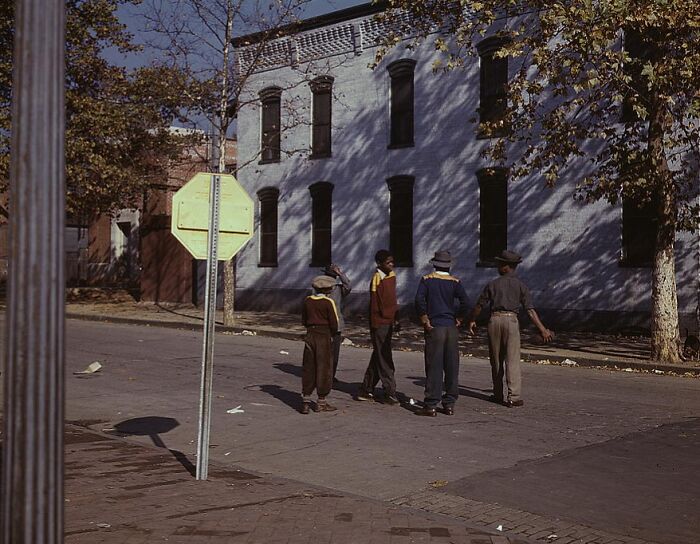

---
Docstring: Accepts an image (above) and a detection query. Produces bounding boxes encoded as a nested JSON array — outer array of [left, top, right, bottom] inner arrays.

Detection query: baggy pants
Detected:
[[302, 326, 333, 400], [360, 324, 396, 396], [331, 332, 342, 378], [487, 313, 522, 402], [423, 325, 459, 408]]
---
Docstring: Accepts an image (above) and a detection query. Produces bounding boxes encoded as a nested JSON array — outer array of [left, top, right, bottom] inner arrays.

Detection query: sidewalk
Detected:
[[64, 298, 700, 377], [62, 423, 530, 543]]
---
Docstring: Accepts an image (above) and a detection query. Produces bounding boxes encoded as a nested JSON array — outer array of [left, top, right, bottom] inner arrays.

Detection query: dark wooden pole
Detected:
[[1, 0, 66, 542]]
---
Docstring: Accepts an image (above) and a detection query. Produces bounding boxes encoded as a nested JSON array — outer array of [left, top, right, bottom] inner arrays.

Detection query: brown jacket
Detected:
[[369, 270, 397, 328], [302, 295, 339, 333]]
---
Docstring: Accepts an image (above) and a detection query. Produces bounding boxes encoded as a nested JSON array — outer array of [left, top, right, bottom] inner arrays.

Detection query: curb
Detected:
[[66, 312, 700, 377]]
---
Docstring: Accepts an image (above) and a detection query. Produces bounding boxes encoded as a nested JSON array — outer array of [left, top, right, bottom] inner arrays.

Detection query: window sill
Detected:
[[618, 258, 652, 268], [309, 153, 332, 160], [258, 262, 278, 268], [258, 158, 280, 165], [476, 126, 508, 140], [387, 142, 414, 150]]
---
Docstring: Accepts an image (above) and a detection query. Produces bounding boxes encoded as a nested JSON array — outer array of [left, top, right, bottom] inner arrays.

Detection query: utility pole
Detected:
[[1, 0, 66, 542]]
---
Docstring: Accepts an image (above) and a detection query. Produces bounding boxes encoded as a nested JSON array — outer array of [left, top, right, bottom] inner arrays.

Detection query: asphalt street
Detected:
[[61, 319, 700, 543]]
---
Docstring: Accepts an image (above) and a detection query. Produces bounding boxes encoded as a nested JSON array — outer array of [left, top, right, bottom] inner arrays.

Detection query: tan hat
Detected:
[[312, 275, 336, 290]]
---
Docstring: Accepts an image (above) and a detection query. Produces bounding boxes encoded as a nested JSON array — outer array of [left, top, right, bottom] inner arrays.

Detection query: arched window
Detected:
[[257, 187, 279, 266], [259, 87, 281, 163], [309, 182, 333, 266], [387, 176, 414, 266], [310, 76, 333, 158], [387, 60, 416, 148]]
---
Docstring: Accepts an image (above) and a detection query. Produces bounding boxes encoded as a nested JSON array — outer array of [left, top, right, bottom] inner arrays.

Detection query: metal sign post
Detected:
[[195, 174, 221, 480]]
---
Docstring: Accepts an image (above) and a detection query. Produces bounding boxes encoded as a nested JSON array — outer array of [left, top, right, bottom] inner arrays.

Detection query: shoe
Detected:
[[354, 391, 375, 402], [505, 399, 524, 407], [314, 402, 337, 412], [415, 407, 437, 417], [383, 395, 400, 406], [300, 402, 310, 415], [442, 406, 454, 416]]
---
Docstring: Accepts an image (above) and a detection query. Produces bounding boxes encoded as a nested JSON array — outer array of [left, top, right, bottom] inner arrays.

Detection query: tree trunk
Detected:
[[648, 97, 682, 363], [650, 201, 681, 363], [219, 0, 235, 327], [222, 258, 235, 326]]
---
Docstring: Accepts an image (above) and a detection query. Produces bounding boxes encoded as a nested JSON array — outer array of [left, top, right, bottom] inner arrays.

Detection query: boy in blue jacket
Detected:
[[414, 250, 469, 416]]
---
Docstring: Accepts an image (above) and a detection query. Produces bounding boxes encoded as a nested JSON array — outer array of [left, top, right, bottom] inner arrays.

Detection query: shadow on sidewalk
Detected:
[[259, 384, 301, 412], [112, 416, 196, 477]]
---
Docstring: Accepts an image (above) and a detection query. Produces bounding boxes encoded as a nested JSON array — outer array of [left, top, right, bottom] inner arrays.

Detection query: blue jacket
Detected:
[[414, 272, 469, 327]]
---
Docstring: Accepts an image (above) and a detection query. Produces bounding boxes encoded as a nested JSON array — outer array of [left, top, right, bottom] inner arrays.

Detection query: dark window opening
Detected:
[[257, 187, 279, 267], [310, 76, 333, 158], [477, 37, 509, 137], [387, 176, 414, 267], [622, 29, 655, 123], [260, 87, 281, 163], [309, 182, 333, 267], [387, 60, 416, 148], [477, 168, 507, 265], [621, 195, 657, 266]]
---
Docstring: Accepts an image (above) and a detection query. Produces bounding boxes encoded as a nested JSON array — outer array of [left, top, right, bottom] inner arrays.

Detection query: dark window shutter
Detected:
[[387, 60, 416, 147], [622, 197, 657, 266], [387, 176, 414, 267], [257, 187, 279, 266], [312, 89, 332, 157], [260, 87, 281, 162], [477, 37, 509, 135], [309, 182, 333, 266], [477, 169, 507, 263], [622, 29, 654, 123]]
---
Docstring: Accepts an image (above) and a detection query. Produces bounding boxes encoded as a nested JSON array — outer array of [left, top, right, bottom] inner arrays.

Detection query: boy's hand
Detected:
[[540, 328, 554, 343]]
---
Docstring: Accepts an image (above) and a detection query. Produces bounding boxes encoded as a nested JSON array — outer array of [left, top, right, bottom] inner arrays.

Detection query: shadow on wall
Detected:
[[232, 45, 698, 334]]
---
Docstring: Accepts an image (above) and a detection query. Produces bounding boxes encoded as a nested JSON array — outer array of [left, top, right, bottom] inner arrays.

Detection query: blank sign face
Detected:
[[171, 172, 254, 260]]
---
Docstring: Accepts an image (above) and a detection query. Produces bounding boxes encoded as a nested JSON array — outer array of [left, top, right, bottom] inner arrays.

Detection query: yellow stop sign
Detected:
[[171, 172, 254, 260]]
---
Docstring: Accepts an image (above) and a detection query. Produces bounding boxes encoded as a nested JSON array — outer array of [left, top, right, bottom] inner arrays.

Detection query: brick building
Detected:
[[231, 2, 700, 331], [63, 130, 237, 303]]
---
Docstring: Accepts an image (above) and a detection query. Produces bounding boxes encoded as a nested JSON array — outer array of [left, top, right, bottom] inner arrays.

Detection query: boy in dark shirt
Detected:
[[468, 250, 553, 407], [414, 250, 469, 416], [301, 275, 340, 414]]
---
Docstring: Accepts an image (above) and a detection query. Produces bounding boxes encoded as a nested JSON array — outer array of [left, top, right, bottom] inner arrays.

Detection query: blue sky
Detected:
[[110, 0, 368, 67]]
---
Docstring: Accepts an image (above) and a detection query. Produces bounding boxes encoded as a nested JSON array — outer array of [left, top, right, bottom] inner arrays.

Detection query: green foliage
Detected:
[[382, 0, 700, 231], [1, 0, 191, 219]]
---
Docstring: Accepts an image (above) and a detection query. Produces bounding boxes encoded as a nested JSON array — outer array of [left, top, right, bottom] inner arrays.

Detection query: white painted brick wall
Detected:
[[233, 10, 699, 326]]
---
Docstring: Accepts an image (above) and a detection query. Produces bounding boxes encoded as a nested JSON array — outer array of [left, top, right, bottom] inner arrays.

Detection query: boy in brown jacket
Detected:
[[301, 275, 340, 414], [356, 249, 400, 405]]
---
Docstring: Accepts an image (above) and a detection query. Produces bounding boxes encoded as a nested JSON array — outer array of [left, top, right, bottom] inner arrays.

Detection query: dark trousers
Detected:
[[331, 332, 342, 378], [360, 324, 396, 396], [423, 325, 459, 408], [302, 326, 333, 400], [487, 313, 522, 402]]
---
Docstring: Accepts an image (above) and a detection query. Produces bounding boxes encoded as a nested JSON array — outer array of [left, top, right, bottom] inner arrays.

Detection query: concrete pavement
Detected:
[[63, 299, 700, 375], [51, 318, 700, 544], [63, 424, 529, 544]]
